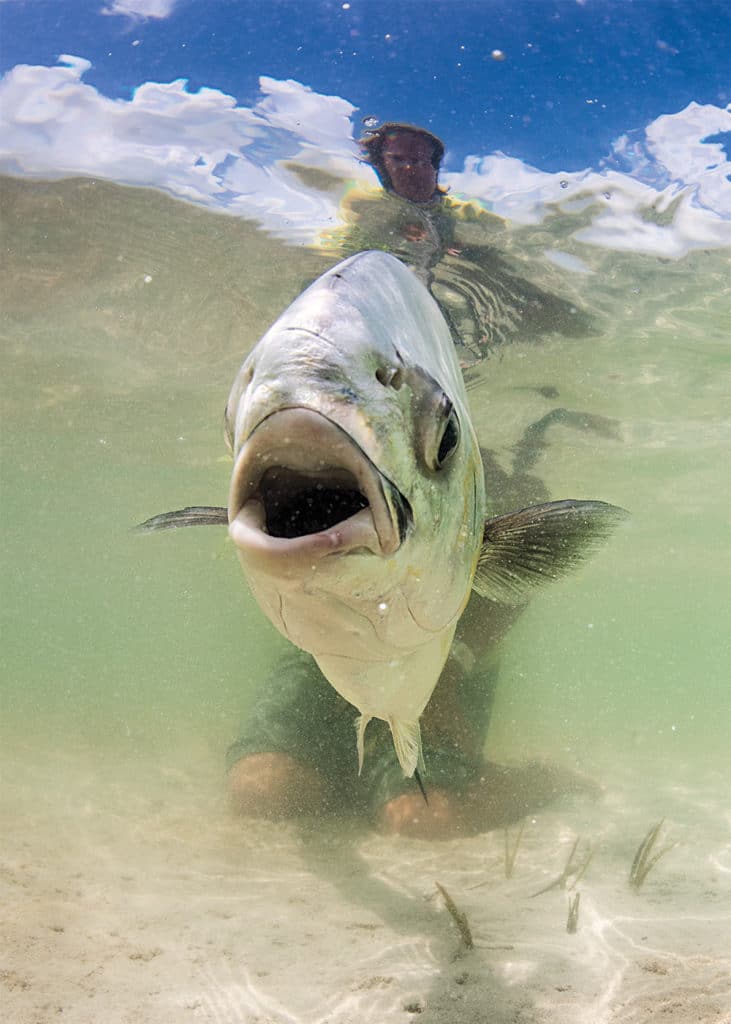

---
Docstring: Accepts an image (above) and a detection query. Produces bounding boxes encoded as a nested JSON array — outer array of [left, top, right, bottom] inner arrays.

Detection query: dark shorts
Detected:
[[226, 648, 499, 818]]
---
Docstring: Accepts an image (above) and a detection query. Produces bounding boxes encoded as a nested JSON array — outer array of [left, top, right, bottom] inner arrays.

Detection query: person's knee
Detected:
[[377, 788, 468, 840], [228, 752, 329, 819]]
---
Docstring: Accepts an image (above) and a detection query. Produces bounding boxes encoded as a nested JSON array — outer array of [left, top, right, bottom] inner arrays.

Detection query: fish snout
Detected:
[[227, 408, 410, 573]]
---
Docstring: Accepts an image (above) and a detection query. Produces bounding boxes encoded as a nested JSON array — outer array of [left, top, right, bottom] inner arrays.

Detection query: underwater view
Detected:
[[1, 1, 730, 1022]]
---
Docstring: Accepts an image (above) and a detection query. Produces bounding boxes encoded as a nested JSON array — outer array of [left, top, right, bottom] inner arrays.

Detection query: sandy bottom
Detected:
[[2, 736, 729, 1024]]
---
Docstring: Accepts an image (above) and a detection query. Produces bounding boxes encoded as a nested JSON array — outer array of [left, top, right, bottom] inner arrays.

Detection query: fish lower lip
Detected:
[[227, 409, 408, 561]]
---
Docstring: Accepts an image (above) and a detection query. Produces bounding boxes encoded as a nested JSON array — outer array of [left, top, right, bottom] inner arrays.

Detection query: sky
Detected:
[[0, 0, 728, 173], [1, 0, 729, 259]]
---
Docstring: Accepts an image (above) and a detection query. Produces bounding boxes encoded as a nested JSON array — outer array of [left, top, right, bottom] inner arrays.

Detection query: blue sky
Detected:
[[1, 0, 728, 172]]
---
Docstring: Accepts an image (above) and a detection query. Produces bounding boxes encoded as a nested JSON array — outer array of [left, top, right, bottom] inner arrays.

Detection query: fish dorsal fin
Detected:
[[134, 506, 228, 533], [472, 499, 628, 605], [388, 718, 425, 779], [355, 714, 372, 776]]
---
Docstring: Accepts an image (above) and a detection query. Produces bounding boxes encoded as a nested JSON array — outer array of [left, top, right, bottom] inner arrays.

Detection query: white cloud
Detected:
[[443, 102, 731, 256], [0, 55, 729, 257], [0, 55, 364, 239], [101, 0, 177, 19], [645, 101, 731, 215]]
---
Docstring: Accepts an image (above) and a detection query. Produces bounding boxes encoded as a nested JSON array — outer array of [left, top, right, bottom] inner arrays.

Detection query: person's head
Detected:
[[359, 123, 445, 204]]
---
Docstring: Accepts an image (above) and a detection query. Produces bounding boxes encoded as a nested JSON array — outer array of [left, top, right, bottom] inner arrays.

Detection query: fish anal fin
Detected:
[[472, 499, 628, 604], [355, 714, 372, 776], [389, 718, 423, 778]]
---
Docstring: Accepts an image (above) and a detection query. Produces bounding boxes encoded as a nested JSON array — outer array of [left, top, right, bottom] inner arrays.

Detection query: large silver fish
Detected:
[[138, 251, 625, 779]]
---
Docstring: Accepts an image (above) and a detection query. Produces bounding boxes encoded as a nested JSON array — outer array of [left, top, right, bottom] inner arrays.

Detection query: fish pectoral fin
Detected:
[[472, 499, 628, 604], [355, 714, 372, 776], [134, 506, 229, 533], [389, 718, 424, 778]]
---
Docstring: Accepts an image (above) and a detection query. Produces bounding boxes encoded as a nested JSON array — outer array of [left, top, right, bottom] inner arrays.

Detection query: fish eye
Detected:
[[435, 403, 460, 468]]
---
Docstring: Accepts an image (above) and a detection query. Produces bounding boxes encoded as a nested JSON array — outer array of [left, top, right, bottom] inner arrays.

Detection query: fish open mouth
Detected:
[[228, 408, 410, 568]]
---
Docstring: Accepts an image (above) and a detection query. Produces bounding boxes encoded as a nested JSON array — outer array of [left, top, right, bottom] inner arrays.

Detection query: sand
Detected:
[[1, 736, 729, 1024]]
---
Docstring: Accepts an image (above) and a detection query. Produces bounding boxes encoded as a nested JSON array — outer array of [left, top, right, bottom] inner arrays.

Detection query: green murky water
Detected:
[[1, 174, 729, 775], [2, 173, 730, 1024]]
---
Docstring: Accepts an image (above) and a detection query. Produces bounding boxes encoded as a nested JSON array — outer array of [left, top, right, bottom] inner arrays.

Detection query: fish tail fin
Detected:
[[389, 718, 423, 778], [355, 714, 372, 776]]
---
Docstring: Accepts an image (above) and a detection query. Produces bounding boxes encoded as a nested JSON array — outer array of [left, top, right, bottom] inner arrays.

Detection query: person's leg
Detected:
[[228, 752, 329, 819], [377, 760, 601, 840], [226, 651, 360, 820], [369, 655, 601, 840], [227, 651, 600, 835]]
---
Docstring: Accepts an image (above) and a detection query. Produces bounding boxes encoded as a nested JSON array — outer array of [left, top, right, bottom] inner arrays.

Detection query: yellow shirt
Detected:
[[316, 184, 590, 360]]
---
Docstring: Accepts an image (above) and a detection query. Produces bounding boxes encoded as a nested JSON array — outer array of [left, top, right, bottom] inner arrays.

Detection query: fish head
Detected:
[[225, 251, 486, 666]]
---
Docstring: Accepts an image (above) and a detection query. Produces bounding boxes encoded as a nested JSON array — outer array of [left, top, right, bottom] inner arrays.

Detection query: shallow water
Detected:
[[1, 159, 730, 1021], [2, 175, 728, 768]]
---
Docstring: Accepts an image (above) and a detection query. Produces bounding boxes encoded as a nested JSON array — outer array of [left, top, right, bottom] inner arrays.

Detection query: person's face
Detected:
[[380, 133, 438, 203]]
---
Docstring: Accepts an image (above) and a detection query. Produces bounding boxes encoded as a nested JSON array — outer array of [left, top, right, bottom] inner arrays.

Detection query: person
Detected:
[[362, 122, 446, 204], [319, 122, 594, 365], [226, 125, 603, 838]]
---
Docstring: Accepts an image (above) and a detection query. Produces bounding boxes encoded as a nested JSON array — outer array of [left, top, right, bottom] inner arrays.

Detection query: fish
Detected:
[[137, 250, 626, 780]]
